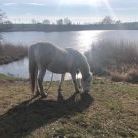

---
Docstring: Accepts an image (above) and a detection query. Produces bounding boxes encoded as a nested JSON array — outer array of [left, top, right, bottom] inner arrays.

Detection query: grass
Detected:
[[0, 75, 137, 138], [0, 43, 28, 65], [0, 73, 14, 80]]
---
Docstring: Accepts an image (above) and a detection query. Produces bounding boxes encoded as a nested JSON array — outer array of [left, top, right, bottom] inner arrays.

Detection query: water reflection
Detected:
[[0, 58, 28, 78], [2, 30, 103, 53]]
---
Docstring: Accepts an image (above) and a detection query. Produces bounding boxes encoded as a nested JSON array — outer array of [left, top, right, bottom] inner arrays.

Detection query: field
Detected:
[[0, 76, 138, 138]]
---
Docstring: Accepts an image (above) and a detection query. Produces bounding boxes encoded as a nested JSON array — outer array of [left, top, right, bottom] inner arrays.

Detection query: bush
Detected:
[[126, 69, 138, 83], [110, 72, 125, 82], [85, 40, 138, 75]]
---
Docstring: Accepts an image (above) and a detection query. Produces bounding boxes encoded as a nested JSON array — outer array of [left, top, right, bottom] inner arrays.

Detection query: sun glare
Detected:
[[59, 0, 103, 6], [102, 0, 117, 18], [59, 0, 117, 19]]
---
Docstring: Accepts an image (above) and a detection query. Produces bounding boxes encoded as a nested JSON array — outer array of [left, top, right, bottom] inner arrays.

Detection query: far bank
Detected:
[[1, 23, 138, 32]]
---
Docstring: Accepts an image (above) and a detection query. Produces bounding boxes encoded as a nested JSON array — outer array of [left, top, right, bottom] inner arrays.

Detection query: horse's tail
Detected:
[[28, 46, 38, 94]]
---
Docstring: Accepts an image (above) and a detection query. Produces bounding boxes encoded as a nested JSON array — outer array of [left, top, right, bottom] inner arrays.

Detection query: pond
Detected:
[[0, 30, 138, 80]]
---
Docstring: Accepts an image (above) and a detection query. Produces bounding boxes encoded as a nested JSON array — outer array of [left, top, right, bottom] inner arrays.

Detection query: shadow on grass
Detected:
[[0, 92, 94, 137]]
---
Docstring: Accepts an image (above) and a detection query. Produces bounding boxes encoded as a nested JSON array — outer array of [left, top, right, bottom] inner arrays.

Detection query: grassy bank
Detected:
[[0, 43, 28, 65], [85, 40, 138, 83], [0, 76, 137, 137]]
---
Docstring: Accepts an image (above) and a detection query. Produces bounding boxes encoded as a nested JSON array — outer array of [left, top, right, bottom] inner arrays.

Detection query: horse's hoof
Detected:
[[75, 90, 80, 93], [35, 92, 40, 96], [41, 93, 47, 98], [31, 92, 39, 98]]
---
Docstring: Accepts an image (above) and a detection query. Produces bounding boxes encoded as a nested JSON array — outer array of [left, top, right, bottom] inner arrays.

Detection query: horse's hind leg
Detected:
[[58, 73, 65, 92], [37, 67, 47, 97]]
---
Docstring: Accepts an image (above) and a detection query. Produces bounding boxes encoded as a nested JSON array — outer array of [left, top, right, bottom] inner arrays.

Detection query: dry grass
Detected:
[[85, 40, 138, 83], [110, 68, 138, 84], [110, 72, 125, 82], [0, 43, 28, 65], [0, 76, 137, 138], [126, 69, 138, 83]]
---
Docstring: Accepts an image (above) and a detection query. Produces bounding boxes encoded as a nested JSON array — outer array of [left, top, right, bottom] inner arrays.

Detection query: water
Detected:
[[1, 30, 103, 53], [0, 30, 138, 80]]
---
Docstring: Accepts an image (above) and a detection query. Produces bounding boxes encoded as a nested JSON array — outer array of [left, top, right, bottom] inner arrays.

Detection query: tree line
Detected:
[[0, 9, 125, 25], [1, 9, 138, 31]]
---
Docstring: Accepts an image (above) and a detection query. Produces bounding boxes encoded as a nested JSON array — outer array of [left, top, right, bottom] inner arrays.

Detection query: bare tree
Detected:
[[64, 17, 72, 25], [101, 16, 114, 24], [31, 19, 37, 24], [0, 9, 7, 24], [56, 19, 63, 25], [43, 19, 50, 24], [0, 9, 12, 33], [115, 20, 121, 24]]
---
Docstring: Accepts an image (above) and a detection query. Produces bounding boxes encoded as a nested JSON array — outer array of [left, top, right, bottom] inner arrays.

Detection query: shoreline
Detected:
[[1, 23, 138, 32]]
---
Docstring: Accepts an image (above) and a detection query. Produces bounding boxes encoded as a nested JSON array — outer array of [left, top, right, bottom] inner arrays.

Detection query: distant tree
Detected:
[[56, 19, 63, 25], [0, 9, 12, 32], [43, 19, 50, 24], [31, 19, 37, 24], [115, 20, 121, 24], [63, 17, 72, 25], [101, 16, 114, 24], [0, 9, 7, 24], [4, 20, 12, 24]]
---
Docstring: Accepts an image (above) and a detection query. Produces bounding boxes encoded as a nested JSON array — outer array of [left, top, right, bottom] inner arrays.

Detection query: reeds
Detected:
[[0, 43, 28, 64], [85, 40, 138, 83]]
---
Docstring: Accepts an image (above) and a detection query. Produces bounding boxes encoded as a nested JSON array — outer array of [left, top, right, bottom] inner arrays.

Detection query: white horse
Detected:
[[28, 42, 92, 97]]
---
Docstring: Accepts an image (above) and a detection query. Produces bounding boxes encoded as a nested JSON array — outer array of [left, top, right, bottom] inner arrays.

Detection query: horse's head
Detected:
[[81, 72, 92, 93]]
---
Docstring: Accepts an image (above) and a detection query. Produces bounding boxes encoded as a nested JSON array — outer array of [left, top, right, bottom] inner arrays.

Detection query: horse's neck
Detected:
[[79, 56, 90, 79]]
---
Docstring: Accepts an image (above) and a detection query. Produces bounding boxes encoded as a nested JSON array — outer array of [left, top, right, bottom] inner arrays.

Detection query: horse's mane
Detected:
[[66, 48, 91, 78]]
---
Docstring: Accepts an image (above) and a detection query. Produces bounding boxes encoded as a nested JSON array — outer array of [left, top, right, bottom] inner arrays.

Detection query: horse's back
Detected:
[[29, 42, 57, 55], [29, 43, 56, 67], [29, 42, 68, 71]]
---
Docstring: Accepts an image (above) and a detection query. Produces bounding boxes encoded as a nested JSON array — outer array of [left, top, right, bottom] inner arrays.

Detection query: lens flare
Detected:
[[102, 0, 117, 19]]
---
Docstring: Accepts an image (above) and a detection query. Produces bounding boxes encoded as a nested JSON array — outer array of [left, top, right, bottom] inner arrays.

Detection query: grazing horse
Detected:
[[28, 42, 92, 97]]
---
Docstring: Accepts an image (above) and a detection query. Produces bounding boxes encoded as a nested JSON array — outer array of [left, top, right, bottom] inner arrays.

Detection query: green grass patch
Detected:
[[0, 73, 16, 81]]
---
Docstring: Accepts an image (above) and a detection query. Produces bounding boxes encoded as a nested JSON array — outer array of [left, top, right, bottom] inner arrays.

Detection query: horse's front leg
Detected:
[[71, 73, 80, 93], [76, 77, 83, 92], [37, 68, 47, 97], [58, 73, 65, 92]]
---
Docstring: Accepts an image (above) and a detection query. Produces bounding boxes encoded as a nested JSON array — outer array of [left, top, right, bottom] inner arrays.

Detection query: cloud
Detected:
[[3, 3, 17, 6], [1, 0, 103, 7], [26, 3, 46, 6], [59, 0, 103, 6], [2, 2, 46, 7]]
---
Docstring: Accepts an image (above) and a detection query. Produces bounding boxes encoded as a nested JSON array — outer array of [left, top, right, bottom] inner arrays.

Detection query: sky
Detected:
[[0, 0, 138, 24]]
